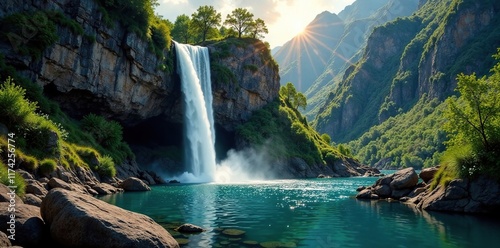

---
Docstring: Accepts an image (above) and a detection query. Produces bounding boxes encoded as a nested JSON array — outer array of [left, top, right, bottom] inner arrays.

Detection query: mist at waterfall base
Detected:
[[173, 42, 273, 183]]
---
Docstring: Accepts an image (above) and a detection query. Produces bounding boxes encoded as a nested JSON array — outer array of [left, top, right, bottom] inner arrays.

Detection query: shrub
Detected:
[[96, 155, 116, 178], [81, 113, 123, 149], [39, 158, 57, 175], [0, 161, 26, 196], [0, 77, 38, 128], [17, 151, 39, 171]]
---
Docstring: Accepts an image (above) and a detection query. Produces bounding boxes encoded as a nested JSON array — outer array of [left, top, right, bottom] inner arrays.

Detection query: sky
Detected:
[[156, 0, 356, 48]]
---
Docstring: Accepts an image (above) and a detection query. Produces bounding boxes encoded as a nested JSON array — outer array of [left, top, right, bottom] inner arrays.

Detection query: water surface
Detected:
[[99, 176, 500, 247]]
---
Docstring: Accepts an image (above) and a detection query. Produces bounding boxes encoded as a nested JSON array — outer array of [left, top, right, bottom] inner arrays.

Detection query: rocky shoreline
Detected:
[[0, 159, 181, 247], [355, 167, 500, 215]]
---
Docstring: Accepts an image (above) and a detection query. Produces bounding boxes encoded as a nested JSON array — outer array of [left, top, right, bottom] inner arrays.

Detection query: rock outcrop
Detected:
[[356, 166, 500, 215], [356, 167, 427, 200], [209, 38, 280, 131], [414, 176, 500, 214], [41, 188, 179, 247]]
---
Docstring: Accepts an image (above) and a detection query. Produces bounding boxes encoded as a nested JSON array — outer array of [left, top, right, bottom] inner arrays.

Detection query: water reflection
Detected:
[[98, 179, 500, 248]]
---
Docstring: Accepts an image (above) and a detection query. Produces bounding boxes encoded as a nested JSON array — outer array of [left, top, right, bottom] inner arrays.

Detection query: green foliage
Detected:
[[243, 64, 258, 73], [443, 50, 500, 180], [0, 9, 84, 46], [95, 0, 156, 34], [96, 155, 116, 178], [81, 113, 133, 164], [321, 133, 331, 145], [0, 77, 38, 128], [236, 94, 344, 166], [172, 14, 193, 43], [248, 18, 268, 39], [211, 63, 236, 84], [430, 160, 459, 190], [191, 5, 221, 42], [224, 8, 254, 38], [280, 82, 307, 111], [149, 17, 172, 57], [39, 158, 57, 175], [0, 160, 26, 196], [348, 96, 447, 169]]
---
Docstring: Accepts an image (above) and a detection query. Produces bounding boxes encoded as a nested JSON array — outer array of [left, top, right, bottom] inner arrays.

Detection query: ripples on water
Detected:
[[99, 177, 500, 248]]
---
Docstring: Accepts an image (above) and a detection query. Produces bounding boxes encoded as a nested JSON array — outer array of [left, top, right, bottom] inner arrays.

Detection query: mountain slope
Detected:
[[304, 0, 420, 120], [313, 0, 500, 145], [273, 11, 344, 92]]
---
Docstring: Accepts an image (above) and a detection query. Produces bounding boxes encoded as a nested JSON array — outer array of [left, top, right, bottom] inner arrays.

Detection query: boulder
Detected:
[[0, 231, 11, 247], [0, 184, 23, 204], [25, 181, 49, 197], [0, 202, 46, 247], [356, 188, 380, 199], [390, 167, 418, 190], [419, 167, 439, 183], [23, 194, 42, 207], [47, 177, 72, 191], [41, 188, 179, 247], [119, 177, 152, 191], [92, 183, 119, 195], [374, 184, 392, 198], [391, 188, 413, 199]]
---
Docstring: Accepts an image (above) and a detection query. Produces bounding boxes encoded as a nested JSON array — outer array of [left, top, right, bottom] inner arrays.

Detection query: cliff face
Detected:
[[209, 39, 280, 131], [0, 0, 279, 130], [388, 0, 500, 115]]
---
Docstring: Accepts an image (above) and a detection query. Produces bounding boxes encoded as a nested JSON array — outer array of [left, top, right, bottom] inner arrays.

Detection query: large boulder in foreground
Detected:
[[0, 202, 46, 247], [41, 188, 179, 248]]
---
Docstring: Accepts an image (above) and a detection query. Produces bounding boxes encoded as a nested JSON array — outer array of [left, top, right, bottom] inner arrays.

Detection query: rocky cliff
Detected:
[[0, 0, 279, 130]]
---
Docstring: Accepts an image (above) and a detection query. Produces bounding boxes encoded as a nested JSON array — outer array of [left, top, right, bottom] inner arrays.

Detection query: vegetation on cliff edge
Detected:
[[237, 83, 349, 166]]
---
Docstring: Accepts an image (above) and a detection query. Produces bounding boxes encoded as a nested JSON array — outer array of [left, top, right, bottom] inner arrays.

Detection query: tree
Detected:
[[445, 72, 500, 152], [280, 82, 307, 111], [443, 49, 500, 178], [249, 18, 268, 39], [293, 91, 307, 110], [191, 5, 221, 42], [224, 8, 254, 38], [172, 14, 192, 43]]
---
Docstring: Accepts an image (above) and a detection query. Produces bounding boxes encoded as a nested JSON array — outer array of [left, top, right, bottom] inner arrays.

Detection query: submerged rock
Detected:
[[41, 188, 179, 247], [175, 223, 205, 233], [222, 228, 246, 237]]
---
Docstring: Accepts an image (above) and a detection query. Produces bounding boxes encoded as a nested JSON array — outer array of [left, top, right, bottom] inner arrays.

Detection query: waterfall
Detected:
[[175, 42, 216, 182]]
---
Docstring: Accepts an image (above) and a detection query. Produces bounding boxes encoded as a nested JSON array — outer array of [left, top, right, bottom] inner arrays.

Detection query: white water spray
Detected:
[[175, 42, 216, 182]]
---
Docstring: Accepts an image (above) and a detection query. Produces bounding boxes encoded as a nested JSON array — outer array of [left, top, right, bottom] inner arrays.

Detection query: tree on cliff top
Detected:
[[171, 14, 192, 43], [224, 8, 254, 38], [191, 5, 221, 42], [249, 18, 269, 39]]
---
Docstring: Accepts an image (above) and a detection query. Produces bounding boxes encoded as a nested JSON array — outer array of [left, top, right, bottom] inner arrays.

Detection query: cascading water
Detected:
[[175, 42, 216, 182]]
